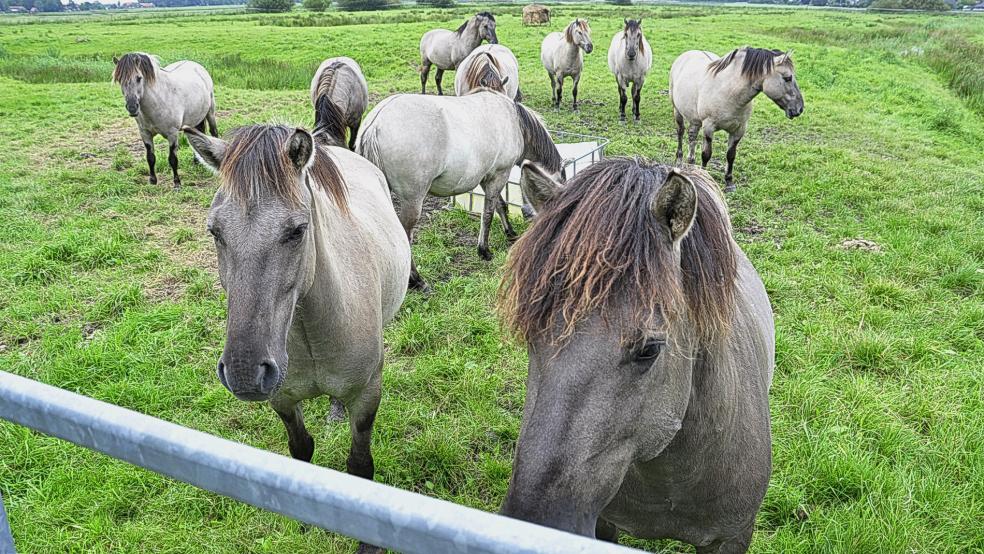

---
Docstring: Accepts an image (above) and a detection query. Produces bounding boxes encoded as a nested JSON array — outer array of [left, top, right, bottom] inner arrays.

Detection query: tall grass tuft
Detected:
[[926, 34, 984, 116]]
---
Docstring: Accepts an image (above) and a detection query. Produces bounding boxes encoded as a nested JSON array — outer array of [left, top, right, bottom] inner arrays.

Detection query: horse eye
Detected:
[[635, 339, 665, 362], [284, 223, 308, 244], [783, 75, 793, 83], [208, 227, 223, 245]]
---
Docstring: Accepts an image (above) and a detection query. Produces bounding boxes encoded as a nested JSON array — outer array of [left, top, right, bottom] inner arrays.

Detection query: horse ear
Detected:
[[651, 169, 697, 245], [501, 75, 510, 86], [112, 55, 119, 65], [286, 128, 316, 173], [624, 17, 628, 26], [520, 160, 563, 212], [182, 126, 226, 173]]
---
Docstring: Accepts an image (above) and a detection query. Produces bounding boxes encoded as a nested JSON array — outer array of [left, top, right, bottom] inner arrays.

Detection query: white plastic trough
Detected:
[[453, 131, 608, 216]]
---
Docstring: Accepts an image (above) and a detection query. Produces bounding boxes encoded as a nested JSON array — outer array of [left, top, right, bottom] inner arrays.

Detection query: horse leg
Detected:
[[674, 109, 686, 165], [271, 400, 315, 463], [548, 73, 558, 107], [477, 171, 509, 260], [348, 120, 360, 152], [687, 122, 700, 165], [617, 80, 628, 121], [420, 60, 432, 94], [631, 81, 642, 122], [571, 74, 580, 110], [701, 124, 714, 169], [206, 104, 219, 137], [435, 68, 445, 96], [724, 132, 743, 193], [395, 194, 429, 292], [555, 78, 564, 109], [495, 193, 517, 242], [345, 365, 386, 554], [167, 134, 181, 190], [141, 132, 157, 185]]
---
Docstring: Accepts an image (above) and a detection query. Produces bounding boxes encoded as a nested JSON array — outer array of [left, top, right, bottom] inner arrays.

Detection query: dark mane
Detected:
[[462, 52, 504, 94], [513, 103, 562, 173], [709, 47, 787, 80], [112, 53, 156, 85], [219, 124, 348, 214], [313, 95, 348, 148], [624, 19, 641, 32], [500, 158, 737, 345], [457, 12, 494, 34]]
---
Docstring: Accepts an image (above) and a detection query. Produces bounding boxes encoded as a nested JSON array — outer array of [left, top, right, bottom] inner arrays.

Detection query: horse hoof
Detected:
[[409, 278, 431, 295], [149, 177, 158, 185], [478, 246, 493, 261], [172, 182, 181, 191], [724, 183, 736, 193]]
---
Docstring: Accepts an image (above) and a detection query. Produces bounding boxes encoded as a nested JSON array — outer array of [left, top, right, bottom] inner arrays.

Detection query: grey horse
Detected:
[[419, 12, 498, 95], [499, 157, 775, 553], [183, 123, 410, 554]]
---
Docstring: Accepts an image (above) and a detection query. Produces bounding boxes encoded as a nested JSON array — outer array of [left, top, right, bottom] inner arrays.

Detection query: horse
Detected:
[[540, 18, 593, 109], [607, 19, 652, 122], [112, 52, 217, 189], [309, 56, 369, 151], [182, 123, 410, 554], [499, 157, 775, 554], [455, 44, 522, 101], [419, 12, 498, 96], [669, 47, 804, 192], [357, 62, 563, 293]]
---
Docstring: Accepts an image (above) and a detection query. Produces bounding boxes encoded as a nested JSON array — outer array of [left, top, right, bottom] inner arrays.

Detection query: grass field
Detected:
[[0, 4, 982, 553]]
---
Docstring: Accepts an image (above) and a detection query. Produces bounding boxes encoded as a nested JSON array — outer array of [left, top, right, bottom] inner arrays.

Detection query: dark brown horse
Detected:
[[499, 158, 775, 553]]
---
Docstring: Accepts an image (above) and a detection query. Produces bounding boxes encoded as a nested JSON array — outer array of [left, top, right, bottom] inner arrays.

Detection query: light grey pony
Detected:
[[670, 47, 804, 192], [358, 62, 562, 292], [455, 44, 522, 101], [499, 158, 775, 554], [607, 19, 652, 122], [419, 12, 498, 95], [113, 52, 217, 189], [183, 123, 410, 554], [309, 56, 369, 151], [540, 18, 593, 109]]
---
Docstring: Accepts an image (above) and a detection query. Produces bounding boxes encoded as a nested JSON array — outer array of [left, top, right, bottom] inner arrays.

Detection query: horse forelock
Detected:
[[112, 52, 157, 85], [709, 47, 786, 81], [500, 158, 738, 347], [219, 124, 348, 214], [514, 103, 561, 173], [476, 11, 495, 22]]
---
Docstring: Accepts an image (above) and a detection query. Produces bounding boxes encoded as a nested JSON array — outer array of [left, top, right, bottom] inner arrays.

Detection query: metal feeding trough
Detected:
[[453, 130, 609, 216]]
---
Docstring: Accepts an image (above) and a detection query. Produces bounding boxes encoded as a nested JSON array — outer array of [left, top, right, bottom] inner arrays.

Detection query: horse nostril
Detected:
[[216, 361, 229, 390], [256, 360, 280, 394]]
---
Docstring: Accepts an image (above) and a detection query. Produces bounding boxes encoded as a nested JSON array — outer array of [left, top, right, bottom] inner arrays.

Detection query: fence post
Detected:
[[0, 491, 15, 554]]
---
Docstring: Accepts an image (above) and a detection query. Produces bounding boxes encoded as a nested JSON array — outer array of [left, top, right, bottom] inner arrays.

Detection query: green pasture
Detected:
[[0, 4, 981, 553]]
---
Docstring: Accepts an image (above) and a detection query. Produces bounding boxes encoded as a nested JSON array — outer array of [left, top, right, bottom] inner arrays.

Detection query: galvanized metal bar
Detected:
[[0, 491, 15, 554], [0, 372, 642, 554]]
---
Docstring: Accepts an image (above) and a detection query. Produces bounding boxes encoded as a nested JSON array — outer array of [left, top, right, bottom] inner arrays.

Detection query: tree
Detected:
[[302, 0, 328, 11], [335, 0, 396, 10], [870, 0, 950, 9], [247, 0, 292, 12]]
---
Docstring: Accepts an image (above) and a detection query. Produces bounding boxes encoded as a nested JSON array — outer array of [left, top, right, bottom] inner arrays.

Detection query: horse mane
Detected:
[[313, 95, 347, 148], [219, 124, 348, 214], [462, 52, 504, 95], [500, 158, 738, 346], [624, 19, 644, 54], [513, 103, 562, 173], [564, 19, 588, 43], [112, 52, 157, 85], [709, 47, 788, 80], [456, 12, 494, 35]]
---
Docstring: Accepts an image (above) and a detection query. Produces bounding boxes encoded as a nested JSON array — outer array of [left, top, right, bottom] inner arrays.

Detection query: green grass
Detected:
[[1, 4, 982, 553]]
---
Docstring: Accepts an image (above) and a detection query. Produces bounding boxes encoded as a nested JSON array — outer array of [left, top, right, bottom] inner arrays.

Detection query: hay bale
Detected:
[[523, 4, 550, 26]]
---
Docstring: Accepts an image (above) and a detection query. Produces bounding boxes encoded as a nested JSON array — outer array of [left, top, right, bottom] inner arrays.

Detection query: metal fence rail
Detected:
[[0, 371, 643, 554]]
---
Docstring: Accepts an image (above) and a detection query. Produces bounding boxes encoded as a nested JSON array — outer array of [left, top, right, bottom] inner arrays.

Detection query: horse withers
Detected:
[[420, 12, 498, 95], [499, 158, 775, 553], [113, 52, 217, 189], [608, 19, 652, 122], [670, 47, 804, 191], [183, 123, 410, 554]]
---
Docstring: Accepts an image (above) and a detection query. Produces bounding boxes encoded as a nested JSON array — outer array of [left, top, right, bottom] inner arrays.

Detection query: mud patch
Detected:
[[839, 238, 882, 253]]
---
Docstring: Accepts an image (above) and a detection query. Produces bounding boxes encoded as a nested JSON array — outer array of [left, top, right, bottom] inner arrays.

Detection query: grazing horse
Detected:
[[608, 19, 652, 122], [357, 61, 563, 292], [455, 44, 522, 101], [309, 56, 369, 151], [419, 12, 498, 95], [540, 18, 593, 109], [182, 124, 410, 554], [670, 47, 804, 192], [113, 52, 217, 189], [499, 158, 775, 554]]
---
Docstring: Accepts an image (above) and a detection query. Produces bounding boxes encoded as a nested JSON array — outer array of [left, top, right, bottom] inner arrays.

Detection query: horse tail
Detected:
[[313, 94, 348, 148]]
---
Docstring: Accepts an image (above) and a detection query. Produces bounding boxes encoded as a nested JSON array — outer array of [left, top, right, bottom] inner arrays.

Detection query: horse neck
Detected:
[[298, 183, 346, 316], [139, 67, 171, 112], [456, 23, 483, 54], [715, 61, 763, 109], [558, 34, 582, 66]]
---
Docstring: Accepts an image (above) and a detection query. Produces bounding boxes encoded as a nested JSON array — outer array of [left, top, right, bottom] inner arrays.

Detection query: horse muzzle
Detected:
[[583, 43, 594, 54], [786, 105, 804, 119], [216, 356, 283, 401]]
